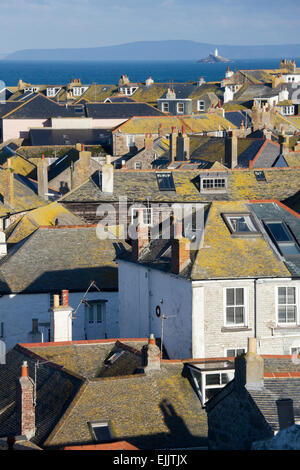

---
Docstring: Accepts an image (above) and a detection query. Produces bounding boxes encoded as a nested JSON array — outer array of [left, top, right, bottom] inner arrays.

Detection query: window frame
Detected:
[[176, 102, 184, 114], [225, 347, 246, 358], [131, 207, 153, 226], [89, 420, 113, 442], [197, 100, 205, 111], [275, 286, 298, 326], [224, 287, 248, 327], [264, 220, 300, 258], [222, 212, 260, 237], [200, 176, 227, 193], [85, 300, 106, 325], [162, 102, 169, 113]]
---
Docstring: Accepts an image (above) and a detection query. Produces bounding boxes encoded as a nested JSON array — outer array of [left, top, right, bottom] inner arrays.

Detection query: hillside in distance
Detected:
[[3, 40, 300, 61]]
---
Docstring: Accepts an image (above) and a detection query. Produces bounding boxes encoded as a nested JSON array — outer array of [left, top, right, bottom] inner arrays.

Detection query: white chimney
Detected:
[[50, 290, 72, 342], [145, 76, 154, 87], [102, 155, 114, 193], [144, 334, 161, 373], [0, 232, 7, 257], [279, 88, 289, 102]]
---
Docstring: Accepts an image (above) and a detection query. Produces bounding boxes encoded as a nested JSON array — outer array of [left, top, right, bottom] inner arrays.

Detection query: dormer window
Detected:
[[200, 176, 227, 193], [222, 213, 260, 237], [197, 100, 205, 111]]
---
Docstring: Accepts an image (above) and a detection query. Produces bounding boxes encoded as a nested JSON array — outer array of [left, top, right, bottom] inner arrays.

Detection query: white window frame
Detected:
[[275, 286, 298, 326], [201, 177, 227, 191], [162, 102, 169, 113], [134, 161, 142, 170], [89, 421, 112, 442], [197, 100, 205, 111], [87, 302, 105, 324], [177, 102, 184, 114], [224, 287, 248, 327], [225, 347, 246, 357], [131, 207, 153, 226], [126, 135, 135, 147]]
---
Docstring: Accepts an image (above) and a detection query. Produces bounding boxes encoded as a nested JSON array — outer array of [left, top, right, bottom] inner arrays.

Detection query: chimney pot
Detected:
[[53, 294, 60, 308], [62, 290, 69, 306], [144, 334, 161, 373], [21, 361, 29, 377], [149, 333, 156, 346]]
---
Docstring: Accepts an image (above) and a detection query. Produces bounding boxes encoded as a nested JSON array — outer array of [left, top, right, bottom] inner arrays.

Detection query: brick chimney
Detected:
[[171, 221, 191, 274], [225, 130, 238, 169], [50, 290, 72, 342], [102, 155, 114, 193], [2, 159, 14, 208], [235, 338, 264, 392], [169, 127, 178, 162], [276, 399, 295, 430], [158, 123, 164, 137], [145, 133, 154, 151], [37, 155, 48, 201], [144, 334, 161, 373], [19, 361, 35, 439], [132, 209, 149, 262]]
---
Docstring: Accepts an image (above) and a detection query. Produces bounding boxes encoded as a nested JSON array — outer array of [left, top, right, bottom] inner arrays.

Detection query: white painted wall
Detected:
[[118, 260, 193, 359], [51, 118, 94, 129], [0, 290, 119, 351]]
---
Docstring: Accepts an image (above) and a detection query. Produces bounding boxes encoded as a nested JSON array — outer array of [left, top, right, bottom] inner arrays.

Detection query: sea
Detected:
[[1, 58, 299, 87]]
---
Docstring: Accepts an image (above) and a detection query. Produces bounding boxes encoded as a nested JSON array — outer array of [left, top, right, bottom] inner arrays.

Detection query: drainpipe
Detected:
[[254, 278, 257, 339]]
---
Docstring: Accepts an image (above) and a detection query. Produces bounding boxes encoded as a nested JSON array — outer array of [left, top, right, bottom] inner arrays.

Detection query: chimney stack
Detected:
[[225, 130, 238, 169], [19, 361, 35, 439], [102, 155, 114, 193], [132, 209, 149, 261], [144, 334, 161, 373], [72, 147, 92, 188], [50, 290, 72, 342], [171, 221, 191, 274], [276, 399, 295, 431], [235, 338, 264, 392], [169, 127, 178, 162], [176, 127, 190, 161], [37, 155, 48, 201], [145, 133, 154, 151], [158, 123, 164, 137], [2, 159, 14, 208]]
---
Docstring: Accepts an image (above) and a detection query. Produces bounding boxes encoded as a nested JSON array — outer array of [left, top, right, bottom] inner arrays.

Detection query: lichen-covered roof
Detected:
[[0, 226, 130, 294], [113, 116, 183, 134], [188, 201, 290, 280], [6, 202, 84, 244], [60, 167, 300, 205]]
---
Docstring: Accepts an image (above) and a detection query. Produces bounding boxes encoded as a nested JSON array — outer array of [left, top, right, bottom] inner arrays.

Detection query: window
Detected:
[[87, 302, 104, 324], [90, 422, 112, 442], [265, 221, 300, 257], [226, 348, 246, 357], [177, 102, 184, 114], [162, 102, 169, 112], [254, 170, 266, 182], [134, 161, 142, 170], [224, 214, 259, 235], [282, 106, 295, 116], [156, 172, 176, 191], [225, 288, 246, 326], [291, 347, 300, 355], [188, 364, 235, 404], [197, 100, 205, 111], [277, 287, 297, 324], [131, 207, 153, 226], [201, 178, 226, 191]]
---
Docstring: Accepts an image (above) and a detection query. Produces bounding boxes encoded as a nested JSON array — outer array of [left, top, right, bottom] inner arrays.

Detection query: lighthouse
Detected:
[[214, 48, 219, 57]]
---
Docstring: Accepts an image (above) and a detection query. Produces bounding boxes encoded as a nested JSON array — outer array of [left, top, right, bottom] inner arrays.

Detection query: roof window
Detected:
[[264, 221, 300, 257], [254, 170, 266, 182], [156, 172, 176, 191], [223, 213, 260, 237], [89, 421, 112, 442]]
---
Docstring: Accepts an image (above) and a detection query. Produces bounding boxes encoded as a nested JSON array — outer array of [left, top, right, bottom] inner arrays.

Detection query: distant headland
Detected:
[[198, 48, 232, 63]]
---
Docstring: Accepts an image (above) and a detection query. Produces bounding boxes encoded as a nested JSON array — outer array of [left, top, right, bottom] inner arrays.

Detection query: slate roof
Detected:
[[250, 201, 300, 277], [86, 102, 164, 119], [250, 141, 281, 169], [0, 340, 208, 449], [0, 167, 45, 214], [225, 111, 252, 128], [2, 94, 84, 119], [127, 201, 291, 280], [0, 344, 83, 446], [0, 225, 130, 294], [159, 83, 196, 100], [60, 168, 300, 205], [234, 84, 279, 101], [29, 128, 110, 147]]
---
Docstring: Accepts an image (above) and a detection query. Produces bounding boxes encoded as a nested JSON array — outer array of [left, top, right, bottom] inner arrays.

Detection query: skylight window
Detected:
[[265, 221, 300, 257], [156, 172, 176, 191], [223, 213, 259, 236], [254, 170, 266, 182], [90, 422, 112, 442]]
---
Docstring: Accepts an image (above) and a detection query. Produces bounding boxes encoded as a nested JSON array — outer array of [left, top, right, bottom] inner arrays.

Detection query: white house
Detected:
[[0, 225, 129, 350], [118, 200, 300, 359]]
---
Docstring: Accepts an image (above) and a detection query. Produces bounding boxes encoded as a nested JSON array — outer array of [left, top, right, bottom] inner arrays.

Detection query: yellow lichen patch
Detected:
[[190, 201, 290, 280], [2, 155, 35, 177], [181, 114, 236, 133], [116, 116, 184, 134], [6, 202, 83, 244]]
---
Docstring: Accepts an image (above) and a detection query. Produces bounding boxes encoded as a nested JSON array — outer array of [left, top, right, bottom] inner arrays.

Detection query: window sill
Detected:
[[221, 326, 252, 333], [274, 325, 300, 330]]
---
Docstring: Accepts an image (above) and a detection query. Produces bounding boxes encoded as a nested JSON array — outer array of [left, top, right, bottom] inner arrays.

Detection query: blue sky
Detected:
[[1, 0, 299, 52]]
